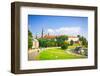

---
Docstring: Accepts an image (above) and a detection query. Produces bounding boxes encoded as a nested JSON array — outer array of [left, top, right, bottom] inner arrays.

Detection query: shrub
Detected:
[[28, 30, 33, 49], [61, 42, 68, 50], [56, 35, 68, 46], [70, 40, 74, 45]]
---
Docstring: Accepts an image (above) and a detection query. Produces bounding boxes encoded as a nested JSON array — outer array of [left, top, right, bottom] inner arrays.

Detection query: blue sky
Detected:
[[28, 15, 88, 39]]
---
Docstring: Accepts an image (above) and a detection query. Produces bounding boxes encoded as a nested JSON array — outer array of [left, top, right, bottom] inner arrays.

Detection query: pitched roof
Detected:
[[68, 36, 78, 38], [43, 35, 56, 39], [43, 34, 78, 39]]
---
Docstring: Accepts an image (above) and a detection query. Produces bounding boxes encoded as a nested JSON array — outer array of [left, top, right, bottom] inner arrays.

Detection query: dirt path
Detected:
[[28, 49, 40, 60]]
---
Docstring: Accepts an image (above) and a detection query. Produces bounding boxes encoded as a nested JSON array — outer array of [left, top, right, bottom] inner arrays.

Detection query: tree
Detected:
[[38, 38, 48, 47], [28, 30, 33, 49], [38, 38, 57, 47], [77, 35, 80, 38], [61, 41, 68, 50], [79, 36, 88, 48], [82, 38, 88, 48], [46, 39, 56, 47], [56, 35, 68, 46], [70, 40, 74, 45], [56, 35, 68, 41]]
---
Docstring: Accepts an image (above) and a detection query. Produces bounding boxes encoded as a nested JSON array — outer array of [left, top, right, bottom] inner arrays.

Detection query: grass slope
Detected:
[[38, 47, 86, 60]]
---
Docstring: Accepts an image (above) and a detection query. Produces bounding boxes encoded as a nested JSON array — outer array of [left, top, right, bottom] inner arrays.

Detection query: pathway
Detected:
[[28, 49, 40, 60]]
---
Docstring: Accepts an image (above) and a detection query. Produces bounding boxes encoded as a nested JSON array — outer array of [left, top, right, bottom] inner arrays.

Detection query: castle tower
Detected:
[[41, 28, 44, 38], [35, 33, 37, 39], [48, 32, 49, 36]]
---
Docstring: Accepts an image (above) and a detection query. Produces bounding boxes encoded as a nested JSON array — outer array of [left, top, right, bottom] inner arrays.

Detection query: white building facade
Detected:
[[68, 36, 79, 42], [32, 39, 39, 49]]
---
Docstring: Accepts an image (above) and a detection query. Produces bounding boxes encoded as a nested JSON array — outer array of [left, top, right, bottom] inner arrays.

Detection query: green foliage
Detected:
[[38, 35, 68, 47], [28, 30, 33, 49], [61, 45, 67, 49], [38, 38, 56, 47], [82, 38, 88, 48], [46, 39, 56, 47], [56, 35, 68, 41], [39, 47, 86, 60], [38, 34, 88, 49], [79, 36, 88, 48], [56, 35, 68, 46], [70, 40, 74, 45], [38, 38, 48, 47], [77, 35, 80, 38], [61, 42, 68, 50]]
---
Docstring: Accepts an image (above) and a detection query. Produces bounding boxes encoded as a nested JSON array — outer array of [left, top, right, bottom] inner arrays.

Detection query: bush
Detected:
[[70, 40, 74, 45], [28, 30, 33, 49], [56, 35, 68, 46], [38, 38, 48, 47], [61, 42, 68, 50]]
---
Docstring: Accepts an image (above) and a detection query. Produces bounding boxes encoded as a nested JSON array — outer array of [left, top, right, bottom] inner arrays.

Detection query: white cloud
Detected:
[[47, 29, 54, 33], [47, 27, 81, 36]]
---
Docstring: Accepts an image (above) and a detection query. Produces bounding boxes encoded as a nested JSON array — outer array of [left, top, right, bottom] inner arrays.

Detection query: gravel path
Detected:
[[28, 49, 40, 60]]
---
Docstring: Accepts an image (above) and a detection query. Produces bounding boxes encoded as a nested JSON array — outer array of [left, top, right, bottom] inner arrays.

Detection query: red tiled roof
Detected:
[[43, 35, 77, 39], [68, 36, 78, 38], [43, 35, 56, 39]]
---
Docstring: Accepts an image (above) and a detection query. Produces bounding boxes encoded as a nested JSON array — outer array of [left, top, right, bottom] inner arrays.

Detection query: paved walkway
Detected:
[[28, 49, 40, 60]]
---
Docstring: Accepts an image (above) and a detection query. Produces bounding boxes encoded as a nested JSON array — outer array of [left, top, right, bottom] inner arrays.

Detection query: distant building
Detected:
[[40, 28, 79, 42], [39, 28, 80, 44], [68, 36, 79, 42], [43, 34, 56, 39], [32, 39, 39, 49], [43, 35, 79, 41]]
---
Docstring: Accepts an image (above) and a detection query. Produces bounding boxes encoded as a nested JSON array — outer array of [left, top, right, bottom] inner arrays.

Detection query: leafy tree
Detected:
[[46, 39, 56, 47], [79, 36, 88, 48], [61, 41, 68, 50], [64, 40, 70, 45], [70, 40, 74, 45], [38, 38, 48, 47], [82, 38, 88, 48], [38, 38, 56, 47], [56, 35, 68, 41], [56, 35, 68, 46], [77, 35, 80, 38], [28, 30, 33, 49]]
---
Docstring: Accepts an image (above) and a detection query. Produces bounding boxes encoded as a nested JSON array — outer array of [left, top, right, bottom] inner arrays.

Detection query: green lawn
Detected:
[[68, 44, 80, 49], [37, 47, 86, 60]]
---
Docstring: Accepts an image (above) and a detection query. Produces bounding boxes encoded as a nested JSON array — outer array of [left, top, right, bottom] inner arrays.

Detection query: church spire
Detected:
[[36, 33, 37, 39], [48, 32, 49, 36], [41, 28, 44, 38]]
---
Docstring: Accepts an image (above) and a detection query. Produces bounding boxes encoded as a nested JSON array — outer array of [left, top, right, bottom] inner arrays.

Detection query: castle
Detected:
[[32, 28, 79, 49], [41, 28, 79, 42]]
